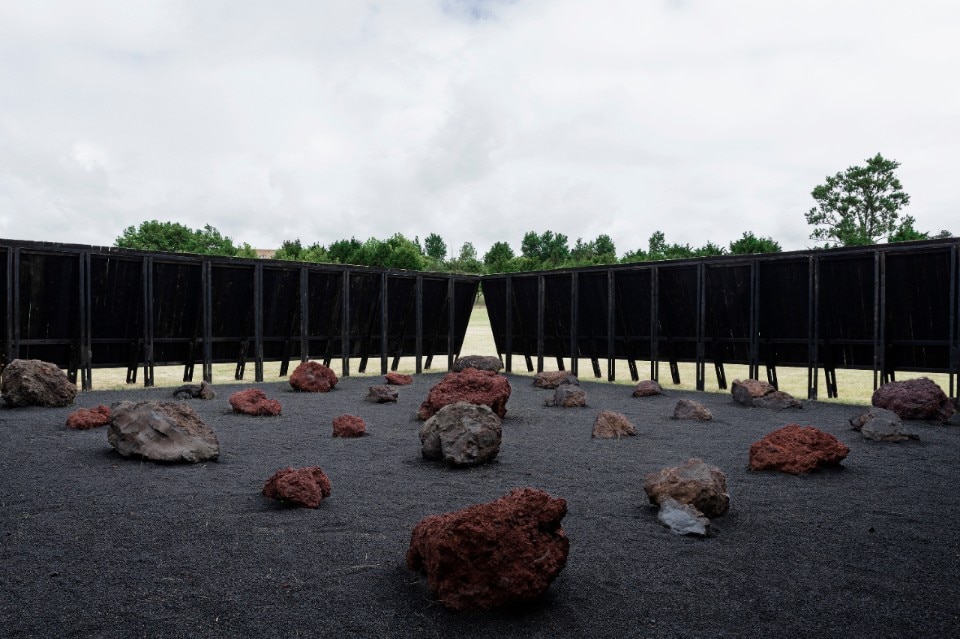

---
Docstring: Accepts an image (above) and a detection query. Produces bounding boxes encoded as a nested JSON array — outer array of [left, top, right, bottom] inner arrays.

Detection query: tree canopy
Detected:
[[115, 221, 256, 257]]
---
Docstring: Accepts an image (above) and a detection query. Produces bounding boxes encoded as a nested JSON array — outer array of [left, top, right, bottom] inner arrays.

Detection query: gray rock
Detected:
[[367, 385, 399, 403], [545, 383, 587, 407], [1, 359, 77, 407], [850, 407, 918, 442], [172, 380, 216, 400], [657, 497, 710, 536], [644, 458, 729, 518], [108, 401, 220, 463], [673, 399, 712, 421], [632, 379, 664, 397], [452, 355, 503, 373], [419, 401, 502, 467], [592, 410, 636, 439]]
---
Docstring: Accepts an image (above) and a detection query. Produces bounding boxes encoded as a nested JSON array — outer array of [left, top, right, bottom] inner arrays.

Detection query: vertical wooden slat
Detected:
[[341, 269, 351, 377], [381, 272, 389, 375], [607, 270, 616, 382], [415, 274, 423, 374]]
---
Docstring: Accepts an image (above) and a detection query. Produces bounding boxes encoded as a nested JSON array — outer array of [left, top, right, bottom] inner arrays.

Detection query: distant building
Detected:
[[255, 249, 276, 259]]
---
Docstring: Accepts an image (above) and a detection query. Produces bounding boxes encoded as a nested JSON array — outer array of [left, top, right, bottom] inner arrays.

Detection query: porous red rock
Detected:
[[632, 380, 664, 397], [545, 383, 587, 408], [367, 385, 398, 403], [417, 369, 511, 420], [419, 402, 502, 466], [262, 466, 331, 508], [66, 405, 111, 430], [643, 458, 729, 518], [452, 355, 503, 373], [673, 399, 712, 421], [108, 401, 219, 463], [871, 377, 955, 423], [749, 424, 850, 474], [731, 379, 801, 409], [1, 359, 77, 408], [406, 487, 569, 611], [533, 370, 579, 389], [289, 361, 339, 393], [592, 410, 636, 438], [229, 389, 282, 416], [385, 372, 413, 386], [332, 414, 366, 438]]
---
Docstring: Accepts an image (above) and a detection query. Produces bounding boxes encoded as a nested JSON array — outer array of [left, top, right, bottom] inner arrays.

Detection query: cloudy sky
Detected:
[[1, 0, 957, 258]]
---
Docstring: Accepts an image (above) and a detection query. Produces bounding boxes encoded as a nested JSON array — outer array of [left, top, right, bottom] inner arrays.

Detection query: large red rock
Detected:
[[592, 410, 636, 439], [229, 389, 282, 416], [1, 359, 77, 408], [406, 487, 569, 611], [871, 377, 955, 423], [385, 372, 413, 386], [66, 405, 111, 430], [289, 361, 339, 393], [643, 458, 729, 518], [417, 369, 511, 420], [332, 414, 366, 438], [262, 466, 331, 508], [108, 401, 219, 463], [749, 424, 850, 474]]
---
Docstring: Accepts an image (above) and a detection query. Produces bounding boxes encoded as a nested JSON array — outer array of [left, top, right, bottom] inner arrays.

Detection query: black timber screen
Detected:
[[0, 239, 479, 389], [482, 238, 960, 400]]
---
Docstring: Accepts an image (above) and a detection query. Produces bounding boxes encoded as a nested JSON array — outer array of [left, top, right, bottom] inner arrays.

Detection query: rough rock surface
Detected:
[[850, 408, 917, 442], [332, 414, 366, 438], [591, 410, 636, 439], [545, 383, 587, 408], [406, 487, 569, 611], [731, 379, 801, 409], [172, 381, 216, 400], [385, 372, 413, 386], [673, 399, 712, 421], [452, 355, 503, 373], [289, 361, 339, 393], [533, 370, 579, 389], [419, 401, 502, 466], [749, 424, 850, 474], [643, 458, 729, 518], [657, 497, 710, 536], [262, 466, 331, 508], [871, 377, 955, 423], [229, 389, 282, 416], [1, 359, 77, 408], [417, 369, 511, 420], [65, 405, 111, 430], [632, 380, 664, 397], [108, 401, 220, 463], [366, 385, 398, 403]]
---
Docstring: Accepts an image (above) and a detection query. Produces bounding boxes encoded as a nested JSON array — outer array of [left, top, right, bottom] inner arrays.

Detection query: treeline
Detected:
[[270, 229, 783, 274]]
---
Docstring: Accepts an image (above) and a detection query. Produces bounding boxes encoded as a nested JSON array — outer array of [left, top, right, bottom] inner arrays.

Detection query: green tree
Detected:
[[805, 153, 912, 247], [423, 233, 447, 262], [520, 231, 570, 268], [326, 237, 364, 264], [115, 220, 255, 257], [886, 215, 929, 243], [446, 242, 484, 274], [274, 239, 328, 262], [694, 241, 727, 257], [729, 231, 782, 255], [482, 241, 518, 273], [570, 234, 618, 265]]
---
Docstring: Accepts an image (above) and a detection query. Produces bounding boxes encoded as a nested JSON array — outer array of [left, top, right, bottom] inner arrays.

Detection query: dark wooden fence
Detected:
[[0, 239, 479, 389], [481, 238, 960, 400]]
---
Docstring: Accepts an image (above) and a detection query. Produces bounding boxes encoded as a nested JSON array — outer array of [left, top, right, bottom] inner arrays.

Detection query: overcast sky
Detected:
[[1, 0, 957, 258]]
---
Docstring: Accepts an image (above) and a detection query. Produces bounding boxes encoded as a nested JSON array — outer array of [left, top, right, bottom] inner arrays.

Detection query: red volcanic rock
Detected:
[[533, 370, 579, 389], [749, 424, 850, 474], [66, 405, 111, 430], [1, 359, 77, 407], [644, 458, 729, 518], [332, 414, 366, 438], [417, 369, 511, 420], [385, 372, 413, 386], [406, 487, 569, 611], [262, 466, 331, 508], [591, 410, 636, 439], [289, 361, 339, 393], [872, 377, 955, 423], [632, 380, 664, 397], [367, 385, 398, 403], [229, 389, 282, 416]]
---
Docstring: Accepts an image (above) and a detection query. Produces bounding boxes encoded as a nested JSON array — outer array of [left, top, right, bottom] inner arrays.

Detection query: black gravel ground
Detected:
[[2, 374, 959, 638]]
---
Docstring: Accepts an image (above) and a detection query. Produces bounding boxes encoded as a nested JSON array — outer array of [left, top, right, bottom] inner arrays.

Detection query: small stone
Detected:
[[262, 466, 331, 508], [657, 497, 710, 536], [332, 414, 366, 438], [632, 380, 663, 397], [592, 410, 636, 439], [644, 458, 729, 518], [546, 383, 587, 408], [366, 385, 398, 403], [385, 372, 413, 386], [452, 355, 504, 373], [1, 359, 77, 408], [533, 371, 579, 389], [229, 389, 282, 416], [749, 424, 850, 474], [673, 399, 712, 421], [289, 361, 339, 393], [66, 405, 111, 430]]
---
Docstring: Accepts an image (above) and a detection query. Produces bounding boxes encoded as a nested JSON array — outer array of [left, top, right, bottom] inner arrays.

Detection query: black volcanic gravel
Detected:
[[1, 374, 959, 638]]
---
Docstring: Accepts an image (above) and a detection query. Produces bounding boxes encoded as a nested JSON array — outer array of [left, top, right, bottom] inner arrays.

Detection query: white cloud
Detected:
[[1, 0, 957, 256]]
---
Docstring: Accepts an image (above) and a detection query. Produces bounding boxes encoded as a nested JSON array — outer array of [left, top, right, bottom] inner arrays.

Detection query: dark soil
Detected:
[[2, 374, 958, 638]]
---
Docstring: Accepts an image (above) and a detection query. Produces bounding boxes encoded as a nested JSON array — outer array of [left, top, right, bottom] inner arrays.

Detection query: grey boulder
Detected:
[[419, 401, 502, 467], [108, 401, 220, 463]]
